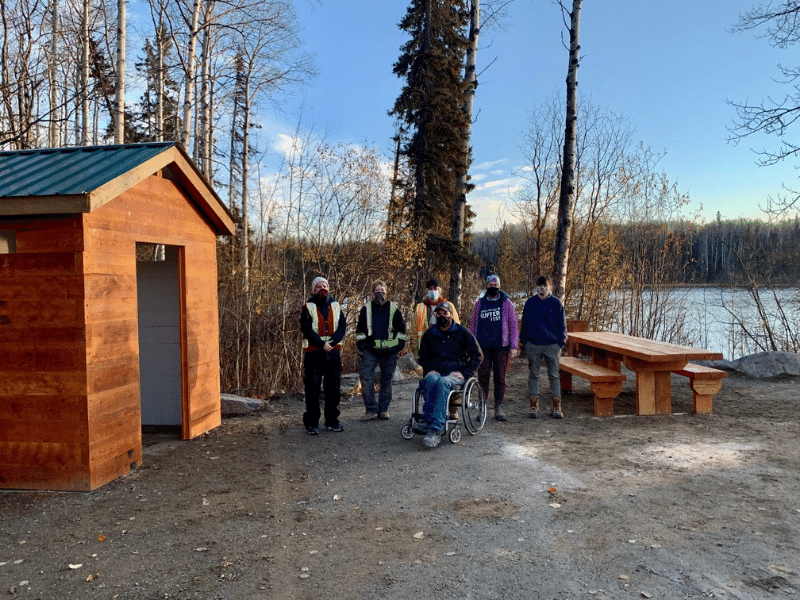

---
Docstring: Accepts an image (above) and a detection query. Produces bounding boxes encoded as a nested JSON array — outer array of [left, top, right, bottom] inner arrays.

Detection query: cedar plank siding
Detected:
[[82, 174, 221, 489], [0, 217, 90, 490]]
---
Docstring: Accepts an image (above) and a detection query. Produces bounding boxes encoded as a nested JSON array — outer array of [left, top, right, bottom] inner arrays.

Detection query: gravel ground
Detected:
[[1, 358, 799, 600]]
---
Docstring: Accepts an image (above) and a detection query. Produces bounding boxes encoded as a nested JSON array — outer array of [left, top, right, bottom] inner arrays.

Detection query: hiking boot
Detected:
[[552, 397, 563, 419], [307, 426, 320, 435], [378, 412, 390, 420], [326, 422, 345, 432], [528, 396, 539, 419], [495, 405, 507, 421], [422, 430, 443, 448], [360, 412, 378, 421]]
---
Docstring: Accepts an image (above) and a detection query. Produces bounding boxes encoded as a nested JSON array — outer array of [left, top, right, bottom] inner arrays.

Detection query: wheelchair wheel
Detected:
[[449, 425, 462, 444], [463, 378, 487, 435], [401, 423, 414, 440]]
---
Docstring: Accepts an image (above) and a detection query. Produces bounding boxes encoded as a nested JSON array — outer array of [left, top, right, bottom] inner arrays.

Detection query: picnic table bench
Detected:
[[672, 363, 728, 414], [559, 356, 626, 417]]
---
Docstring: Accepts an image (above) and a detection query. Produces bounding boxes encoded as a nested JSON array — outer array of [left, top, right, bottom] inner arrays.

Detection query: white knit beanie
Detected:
[[311, 277, 329, 293]]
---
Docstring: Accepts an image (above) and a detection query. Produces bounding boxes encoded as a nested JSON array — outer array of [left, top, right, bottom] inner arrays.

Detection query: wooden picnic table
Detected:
[[567, 331, 723, 415]]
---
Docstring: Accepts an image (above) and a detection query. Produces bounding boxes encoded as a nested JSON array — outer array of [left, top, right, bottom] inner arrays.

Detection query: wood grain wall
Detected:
[[0, 171, 223, 491], [83, 173, 221, 490], [0, 216, 90, 490]]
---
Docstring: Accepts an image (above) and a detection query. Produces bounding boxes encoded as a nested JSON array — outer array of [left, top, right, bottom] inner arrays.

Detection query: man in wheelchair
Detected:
[[417, 301, 483, 448]]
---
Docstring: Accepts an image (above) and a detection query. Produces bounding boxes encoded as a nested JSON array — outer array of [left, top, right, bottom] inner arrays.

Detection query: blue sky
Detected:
[[268, 1, 795, 231]]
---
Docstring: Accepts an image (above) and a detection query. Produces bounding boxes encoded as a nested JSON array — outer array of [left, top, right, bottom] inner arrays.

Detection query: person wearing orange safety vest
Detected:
[[413, 278, 460, 356], [355, 280, 407, 421], [300, 277, 347, 435]]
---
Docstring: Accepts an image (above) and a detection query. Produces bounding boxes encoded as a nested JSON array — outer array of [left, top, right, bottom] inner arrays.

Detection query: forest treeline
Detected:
[[473, 217, 800, 289]]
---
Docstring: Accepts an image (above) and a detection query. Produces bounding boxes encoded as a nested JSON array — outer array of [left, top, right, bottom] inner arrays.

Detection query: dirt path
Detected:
[[2, 359, 799, 599]]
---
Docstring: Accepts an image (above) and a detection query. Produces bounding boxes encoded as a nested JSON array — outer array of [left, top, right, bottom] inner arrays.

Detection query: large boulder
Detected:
[[732, 351, 800, 378], [397, 353, 420, 371], [220, 393, 266, 416]]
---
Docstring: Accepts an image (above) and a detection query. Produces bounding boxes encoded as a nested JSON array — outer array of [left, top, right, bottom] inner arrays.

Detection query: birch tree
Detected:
[[113, 0, 124, 143], [552, 0, 581, 300]]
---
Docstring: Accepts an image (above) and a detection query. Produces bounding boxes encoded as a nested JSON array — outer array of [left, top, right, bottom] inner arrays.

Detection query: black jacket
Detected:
[[300, 295, 347, 355], [419, 321, 482, 379], [355, 300, 407, 355]]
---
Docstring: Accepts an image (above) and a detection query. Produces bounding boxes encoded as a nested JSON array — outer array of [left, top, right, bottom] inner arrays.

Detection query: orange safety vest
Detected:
[[302, 301, 342, 352]]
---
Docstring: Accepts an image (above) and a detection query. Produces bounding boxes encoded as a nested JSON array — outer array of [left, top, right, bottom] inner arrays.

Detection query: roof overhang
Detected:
[[0, 144, 235, 236]]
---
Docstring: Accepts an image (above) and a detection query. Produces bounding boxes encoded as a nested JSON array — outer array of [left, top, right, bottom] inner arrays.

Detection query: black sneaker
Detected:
[[326, 423, 344, 432], [307, 426, 320, 435]]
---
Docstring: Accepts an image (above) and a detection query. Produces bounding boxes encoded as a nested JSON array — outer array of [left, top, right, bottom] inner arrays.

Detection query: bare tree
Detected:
[[113, 0, 124, 143], [729, 0, 800, 217], [552, 0, 581, 300]]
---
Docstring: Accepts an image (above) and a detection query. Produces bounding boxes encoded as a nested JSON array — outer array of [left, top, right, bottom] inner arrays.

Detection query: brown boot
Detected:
[[528, 396, 539, 419], [552, 397, 563, 419]]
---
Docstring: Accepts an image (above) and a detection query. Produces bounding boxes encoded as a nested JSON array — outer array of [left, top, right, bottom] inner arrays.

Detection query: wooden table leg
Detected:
[[634, 370, 672, 415], [635, 371, 655, 415]]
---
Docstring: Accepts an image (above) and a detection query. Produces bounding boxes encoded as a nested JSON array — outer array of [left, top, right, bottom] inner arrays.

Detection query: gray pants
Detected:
[[526, 342, 561, 398], [359, 348, 399, 414]]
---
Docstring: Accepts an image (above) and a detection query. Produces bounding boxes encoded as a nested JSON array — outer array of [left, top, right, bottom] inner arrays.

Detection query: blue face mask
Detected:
[[426, 289, 438, 302]]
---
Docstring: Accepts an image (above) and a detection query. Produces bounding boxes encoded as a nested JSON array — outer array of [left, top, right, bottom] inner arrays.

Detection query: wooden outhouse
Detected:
[[0, 143, 235, 491]]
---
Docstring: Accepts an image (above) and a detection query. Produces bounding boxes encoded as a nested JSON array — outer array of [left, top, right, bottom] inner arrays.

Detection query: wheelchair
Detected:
[[401, 376, 487, 444]]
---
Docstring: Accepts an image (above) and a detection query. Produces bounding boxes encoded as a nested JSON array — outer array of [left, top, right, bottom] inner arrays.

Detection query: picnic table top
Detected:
[[567, 331, 723, 364]]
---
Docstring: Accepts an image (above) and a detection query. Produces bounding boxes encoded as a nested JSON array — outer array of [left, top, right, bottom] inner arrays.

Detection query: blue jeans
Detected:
[[526, 342, 561, 398], [421, 372, 464, 432], [359, 349, 399, 414]]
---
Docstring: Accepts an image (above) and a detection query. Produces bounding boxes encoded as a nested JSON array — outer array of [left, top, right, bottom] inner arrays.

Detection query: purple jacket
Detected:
[[468, 292, 519, 350]]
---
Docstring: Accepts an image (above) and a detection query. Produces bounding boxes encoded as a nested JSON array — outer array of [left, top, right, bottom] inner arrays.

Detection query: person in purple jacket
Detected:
[[468, 275, 519, 421], [519, 275, 567, 419]]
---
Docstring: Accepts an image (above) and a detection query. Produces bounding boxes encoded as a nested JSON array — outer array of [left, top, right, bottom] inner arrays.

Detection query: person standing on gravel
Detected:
[[418, 301, 482, 448], [356, 280, 407, 421], [468, 275, 519, 422], [520, 275, 567, 419], [300, 277, 347, 435]]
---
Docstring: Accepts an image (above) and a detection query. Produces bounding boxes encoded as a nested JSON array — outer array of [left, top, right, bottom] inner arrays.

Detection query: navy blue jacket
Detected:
[[519, 294, 567, 347], [419, 321, 482, 379]]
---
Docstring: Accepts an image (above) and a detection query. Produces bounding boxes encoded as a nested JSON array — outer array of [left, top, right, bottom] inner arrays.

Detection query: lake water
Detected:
[[640, 287, 800, 360]]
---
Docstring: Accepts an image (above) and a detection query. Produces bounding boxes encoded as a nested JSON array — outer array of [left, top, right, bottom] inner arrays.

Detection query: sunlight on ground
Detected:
[[637, 442, 754, 470]]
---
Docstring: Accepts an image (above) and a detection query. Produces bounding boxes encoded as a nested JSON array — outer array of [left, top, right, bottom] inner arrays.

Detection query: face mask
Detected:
[[486, 287, 499, 298], [316, 288, 329, 298], [374, 292, 386, 305], [537, 286, 549, 298], [436, 315, 451, 328], [426, 289, 438, 302]]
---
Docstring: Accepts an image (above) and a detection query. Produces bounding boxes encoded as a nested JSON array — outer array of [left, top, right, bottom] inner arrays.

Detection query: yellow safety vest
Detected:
[[302, 301, 342, 351], [356, 301, 406, 349]]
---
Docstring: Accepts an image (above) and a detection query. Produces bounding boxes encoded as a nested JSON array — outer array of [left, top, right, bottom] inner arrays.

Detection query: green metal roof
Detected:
[[0, 142, 176, 198]]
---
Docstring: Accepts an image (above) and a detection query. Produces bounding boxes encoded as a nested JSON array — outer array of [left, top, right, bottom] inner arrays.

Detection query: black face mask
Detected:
[[486, 287, 499, 298], [374, 292, 386, 305], [436, 316, 451, 328]]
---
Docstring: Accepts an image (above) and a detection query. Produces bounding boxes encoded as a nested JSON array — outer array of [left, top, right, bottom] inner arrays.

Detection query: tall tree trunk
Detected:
[[449, 0, 479, 309], [47, 0, 60, 147], [240, 71, 251, 290], [198, 0, 213, 174], [80, 0, 90, 145], [553, 0, 582, 301], [156, 19, 164, 141], [114, 0, 125, 143], [181, 0, 202, 148]]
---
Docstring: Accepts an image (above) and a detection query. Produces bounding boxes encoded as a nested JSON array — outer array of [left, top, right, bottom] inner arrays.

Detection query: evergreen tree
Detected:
[[129, 33, 181, 142], [390, 0, 471, 282]]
